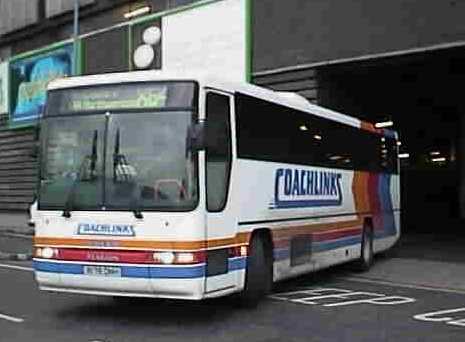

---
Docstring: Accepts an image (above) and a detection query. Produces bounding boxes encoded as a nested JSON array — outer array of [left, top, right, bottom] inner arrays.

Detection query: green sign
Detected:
[[0, 61, 8, 114], [10, 43, 74, 125]]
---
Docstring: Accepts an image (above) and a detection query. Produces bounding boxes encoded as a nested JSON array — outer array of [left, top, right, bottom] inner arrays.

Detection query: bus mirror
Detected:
[[187, 122, 206, 152]]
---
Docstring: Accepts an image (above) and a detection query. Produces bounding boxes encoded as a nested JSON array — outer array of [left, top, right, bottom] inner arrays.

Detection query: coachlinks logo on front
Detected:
[[77, 223, 135, 237]]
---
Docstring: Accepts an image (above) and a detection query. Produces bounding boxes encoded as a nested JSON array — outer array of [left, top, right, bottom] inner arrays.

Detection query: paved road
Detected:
[[1, 260, 465, 342]]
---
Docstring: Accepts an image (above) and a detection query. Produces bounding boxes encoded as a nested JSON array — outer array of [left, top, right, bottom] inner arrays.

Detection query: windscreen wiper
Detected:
[[113, 128, 143, 219], [62, 130, 98, 218]]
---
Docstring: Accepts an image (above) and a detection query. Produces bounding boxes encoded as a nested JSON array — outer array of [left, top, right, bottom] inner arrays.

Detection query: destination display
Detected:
[[46, 81, 196, 115], [68, 86, 168, 111]]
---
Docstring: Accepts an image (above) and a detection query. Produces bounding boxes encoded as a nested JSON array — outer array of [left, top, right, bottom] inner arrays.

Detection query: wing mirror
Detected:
[[186, 121, 207, 152]]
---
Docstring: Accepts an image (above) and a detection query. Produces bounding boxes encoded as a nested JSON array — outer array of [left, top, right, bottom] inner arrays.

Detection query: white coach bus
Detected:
[[33, 71, 400, 305]]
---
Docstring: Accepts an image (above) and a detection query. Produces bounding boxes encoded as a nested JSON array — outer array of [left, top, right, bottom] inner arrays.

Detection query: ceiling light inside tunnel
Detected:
[[124, 5, 151, 19], [398, 153, 410, 159], [431, 157, 446, 162], [375, 121, 394, 128], [299, 125, 308, 131], [429, 151, 441, 156]]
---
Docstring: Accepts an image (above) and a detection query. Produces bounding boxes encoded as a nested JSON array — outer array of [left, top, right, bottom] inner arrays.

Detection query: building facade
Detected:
[[0, 0, 199, 211], [0, 0, 464, 232]]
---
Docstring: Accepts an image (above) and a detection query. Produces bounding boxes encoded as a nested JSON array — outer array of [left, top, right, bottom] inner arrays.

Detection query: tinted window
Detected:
[[206, 93, 232, 211], [235, 93, 398, 174]]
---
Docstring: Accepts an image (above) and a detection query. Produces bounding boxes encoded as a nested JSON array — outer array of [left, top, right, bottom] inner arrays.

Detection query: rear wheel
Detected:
[[355, 223, 374, 272], [237, 234, 272, 307]]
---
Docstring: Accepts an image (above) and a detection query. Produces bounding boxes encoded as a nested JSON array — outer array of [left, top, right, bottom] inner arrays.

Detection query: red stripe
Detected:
[[58, 248, 154, 264], [312, 227, 362, 241], [272, 227, 362, 247]]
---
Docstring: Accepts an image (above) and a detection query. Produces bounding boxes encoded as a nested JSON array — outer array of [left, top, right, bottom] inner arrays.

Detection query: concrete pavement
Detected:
[[0, 212, 33, 235], [0, 212, 33, 261], [2, 260, 465, 341]]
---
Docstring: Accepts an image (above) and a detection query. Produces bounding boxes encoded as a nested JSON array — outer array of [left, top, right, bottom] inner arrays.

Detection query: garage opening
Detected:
[[316, 47, 465, 236]]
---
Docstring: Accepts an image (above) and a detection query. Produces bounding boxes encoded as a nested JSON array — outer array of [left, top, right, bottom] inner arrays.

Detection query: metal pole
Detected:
[[73, 0, 79, 38], [73, 0, 79, 74]]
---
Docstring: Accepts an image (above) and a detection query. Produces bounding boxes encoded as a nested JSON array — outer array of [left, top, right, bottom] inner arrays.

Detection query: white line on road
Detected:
[[0, 263, 33, 272], [339, 276, 465, 295], [0, 313, 24, 323]]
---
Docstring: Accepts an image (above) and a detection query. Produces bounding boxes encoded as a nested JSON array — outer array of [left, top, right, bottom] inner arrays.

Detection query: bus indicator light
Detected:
[[34, 248, 43, 258], [176, 252, 195, 264]]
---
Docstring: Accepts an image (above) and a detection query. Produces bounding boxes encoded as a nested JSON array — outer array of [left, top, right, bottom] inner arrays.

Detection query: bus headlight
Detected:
[[41, 247, 57, 259], [153, 252, 175, 264]]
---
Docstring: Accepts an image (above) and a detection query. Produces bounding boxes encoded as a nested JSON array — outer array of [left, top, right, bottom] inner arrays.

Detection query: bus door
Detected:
[[204, 90, 239, 294]]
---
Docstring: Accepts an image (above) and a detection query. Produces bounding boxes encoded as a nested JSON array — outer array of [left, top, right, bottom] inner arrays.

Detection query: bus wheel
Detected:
[[355, 223, 374, 272], [238, 234, 272, 307]]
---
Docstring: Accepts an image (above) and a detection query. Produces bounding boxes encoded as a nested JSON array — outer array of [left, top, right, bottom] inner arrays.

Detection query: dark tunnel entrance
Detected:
[[317, 47, 465, 236]]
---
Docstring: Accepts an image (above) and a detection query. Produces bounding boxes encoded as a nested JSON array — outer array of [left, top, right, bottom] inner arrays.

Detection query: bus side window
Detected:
[[206, 92, 232, 212]]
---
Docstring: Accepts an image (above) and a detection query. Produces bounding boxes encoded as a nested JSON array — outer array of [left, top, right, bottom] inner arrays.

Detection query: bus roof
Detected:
[[47, 70, 397, 138]]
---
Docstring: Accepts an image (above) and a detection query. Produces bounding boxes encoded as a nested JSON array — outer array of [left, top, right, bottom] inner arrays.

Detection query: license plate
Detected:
[[83, 265, 121, 277]]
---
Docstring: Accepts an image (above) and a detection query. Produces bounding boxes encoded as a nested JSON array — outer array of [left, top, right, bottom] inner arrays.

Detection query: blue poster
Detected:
[[10, 44, 74, 124]]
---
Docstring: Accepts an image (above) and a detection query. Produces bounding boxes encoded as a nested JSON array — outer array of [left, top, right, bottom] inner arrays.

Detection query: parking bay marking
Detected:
[[414, 308, 465, 327], [270, 287, 416, 307], [339, 275, 465, 296], [0, 312, 24, 323], [0, 263, 33, 272]]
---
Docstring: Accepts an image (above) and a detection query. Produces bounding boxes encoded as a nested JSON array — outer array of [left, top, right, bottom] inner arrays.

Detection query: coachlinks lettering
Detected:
[[78, 223, 135, 236], [272, 168, 343, 209]]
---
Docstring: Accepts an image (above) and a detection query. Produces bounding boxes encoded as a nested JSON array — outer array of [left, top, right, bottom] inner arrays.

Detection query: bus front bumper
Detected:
[[33, 259, 206, 300]]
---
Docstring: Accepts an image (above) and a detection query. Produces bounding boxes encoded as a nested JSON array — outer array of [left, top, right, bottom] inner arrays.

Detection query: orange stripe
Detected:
[[34, 232, 250, 251], [271, 219, 363, 239], [360, 121, 379, 134], [353, 171, 370, 215], [35, 221, 365, 251]]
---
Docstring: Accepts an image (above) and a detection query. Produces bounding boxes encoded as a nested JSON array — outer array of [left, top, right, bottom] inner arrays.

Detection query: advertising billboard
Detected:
[[0, 61, 8, 114], [9, 43, 74, 125]]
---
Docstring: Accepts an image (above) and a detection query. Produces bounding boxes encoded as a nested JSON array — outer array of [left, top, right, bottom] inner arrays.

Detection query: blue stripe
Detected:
[[149, 266, 205, 279], [272, 199, 342, 209], [313, 236, 361, 252], [60, 263, 84, 275], [274, 248, 290, 261], [228, 257, 247, 271], [272, 236, 363, 262]]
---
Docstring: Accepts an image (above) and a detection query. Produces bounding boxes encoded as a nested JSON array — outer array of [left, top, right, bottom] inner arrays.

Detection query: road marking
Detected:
[[338, 276, 465, 295], [0, 263, 33, 272], [414, 308, 465, 327], [270, 287, 415, 307], [0, 313, 24, 323]]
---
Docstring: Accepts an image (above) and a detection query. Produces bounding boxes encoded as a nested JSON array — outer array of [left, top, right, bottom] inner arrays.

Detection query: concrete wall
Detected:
[[45, 0, 96, 18], [253, 0, 465, 72], [0, 0, 39, 36]]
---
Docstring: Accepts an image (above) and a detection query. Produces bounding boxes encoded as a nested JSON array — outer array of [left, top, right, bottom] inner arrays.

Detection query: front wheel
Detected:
[[237, 234, 272, 307]]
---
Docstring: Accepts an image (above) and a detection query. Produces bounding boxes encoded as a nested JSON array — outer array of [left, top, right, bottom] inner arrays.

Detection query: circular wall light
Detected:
[[133, 44, 155, 69], [143, 26, 161, 46]]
